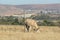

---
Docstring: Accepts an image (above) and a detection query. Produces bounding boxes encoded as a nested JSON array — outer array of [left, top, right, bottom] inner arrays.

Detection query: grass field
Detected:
[[0, 25, 60, 40]]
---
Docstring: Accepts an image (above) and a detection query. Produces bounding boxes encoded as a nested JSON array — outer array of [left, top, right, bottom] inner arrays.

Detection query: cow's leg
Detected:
[[25, 24, 30, 32], [24, 24, 28, 32], [26, 25, 30, 32]]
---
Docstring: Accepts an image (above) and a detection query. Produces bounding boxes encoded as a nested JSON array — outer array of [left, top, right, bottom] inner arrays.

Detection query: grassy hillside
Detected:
[[0, 25, 60, 40]]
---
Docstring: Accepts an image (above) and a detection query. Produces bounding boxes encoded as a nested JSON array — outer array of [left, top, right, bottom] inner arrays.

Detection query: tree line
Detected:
[[0, 15, 60, 26]]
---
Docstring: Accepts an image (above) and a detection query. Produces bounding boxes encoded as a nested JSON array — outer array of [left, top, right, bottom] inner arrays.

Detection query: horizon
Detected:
[[0, 3, 60, 5], [0, 0, 60, 5]]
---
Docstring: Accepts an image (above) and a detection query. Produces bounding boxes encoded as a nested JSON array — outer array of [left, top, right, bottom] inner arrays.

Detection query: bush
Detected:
[[37, 20, 58, 26]]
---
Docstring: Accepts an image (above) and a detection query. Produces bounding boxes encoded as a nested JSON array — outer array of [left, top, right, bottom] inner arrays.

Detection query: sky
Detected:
[[0, 0, 60, 5]]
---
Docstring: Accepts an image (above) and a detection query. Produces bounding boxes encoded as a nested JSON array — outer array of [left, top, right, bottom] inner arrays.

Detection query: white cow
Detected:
[[24, 19, 39, 32]]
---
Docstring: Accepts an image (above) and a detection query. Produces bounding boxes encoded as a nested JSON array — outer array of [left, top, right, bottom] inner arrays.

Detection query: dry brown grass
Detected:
[[0, 25, 60, 40]]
